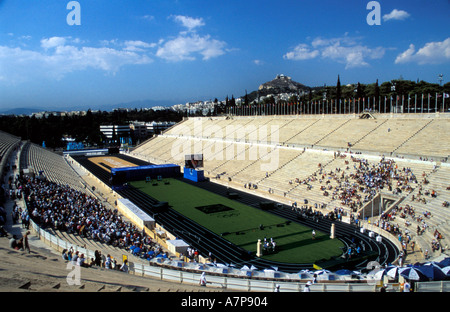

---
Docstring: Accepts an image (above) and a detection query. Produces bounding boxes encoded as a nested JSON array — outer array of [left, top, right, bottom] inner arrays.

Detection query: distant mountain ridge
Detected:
[[0, 107, 46, 116], [0, 99, 180, 116]]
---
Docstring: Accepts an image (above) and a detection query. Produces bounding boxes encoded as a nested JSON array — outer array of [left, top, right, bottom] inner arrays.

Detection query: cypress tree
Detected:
[[336, 75, 341, 113], [374, 79, 380, 111]]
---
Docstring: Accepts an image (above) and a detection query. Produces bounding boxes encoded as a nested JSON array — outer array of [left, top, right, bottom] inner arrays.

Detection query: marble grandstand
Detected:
[[0, 130, 21, 177], [0, 113, 449, 291], [19, 142, 87, 192], [131, 113, 450, 261]]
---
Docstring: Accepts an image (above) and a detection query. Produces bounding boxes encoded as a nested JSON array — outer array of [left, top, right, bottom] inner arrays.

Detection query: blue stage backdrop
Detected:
[[183, 167, 205, 182], [111, 164, 180, 186]]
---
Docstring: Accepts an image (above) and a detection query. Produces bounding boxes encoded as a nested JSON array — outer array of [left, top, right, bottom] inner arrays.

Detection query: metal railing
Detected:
[[30, 219, 449, 292]]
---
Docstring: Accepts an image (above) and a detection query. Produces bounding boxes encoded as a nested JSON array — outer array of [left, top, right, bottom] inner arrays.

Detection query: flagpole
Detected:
[[442, 93, 445, 113], [435, 92, 438, 113], [407, 94, 410, 113], [402, 95, 404, 113], [395, 95, 398, 114], [421, 94, 424, 113], [414, 94, 417, 114]]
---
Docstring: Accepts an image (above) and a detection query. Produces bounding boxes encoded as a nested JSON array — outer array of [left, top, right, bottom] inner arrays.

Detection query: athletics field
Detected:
[[130, 178, 345, 264]]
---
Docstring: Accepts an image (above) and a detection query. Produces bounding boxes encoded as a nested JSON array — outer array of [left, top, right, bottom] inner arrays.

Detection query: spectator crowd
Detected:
[[19, 176, 164, 260]]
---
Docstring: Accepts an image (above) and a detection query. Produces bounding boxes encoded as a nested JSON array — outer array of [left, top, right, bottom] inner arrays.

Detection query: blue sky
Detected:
[[0, 0, 449, 111]]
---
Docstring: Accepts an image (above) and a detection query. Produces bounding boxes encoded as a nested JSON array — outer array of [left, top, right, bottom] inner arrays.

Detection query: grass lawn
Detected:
[[130, 178, 344, 264]]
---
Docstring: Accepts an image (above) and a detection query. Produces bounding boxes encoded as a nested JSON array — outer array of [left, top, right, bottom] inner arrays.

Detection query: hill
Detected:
[[246, 74, 310, 102]]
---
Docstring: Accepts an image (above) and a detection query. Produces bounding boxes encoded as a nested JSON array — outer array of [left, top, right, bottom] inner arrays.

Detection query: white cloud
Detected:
[[395, 38, 450, 64], [383, 9, 410, 22], [142, 15, 154, 21], [284, 35, 385, 69], [124, 40, 157, 52], [156, 15, 228, 62], [0, 14, 229, 82], [156, 33, 226, 62], [41, 36, 67, 49], [322, 43, 385, 69], [171, 15, 205, 31], [0, 37, 153, 83], [283, 44, 319, 60], [395, 44, 416, 64], [311, 34, 359, 48]]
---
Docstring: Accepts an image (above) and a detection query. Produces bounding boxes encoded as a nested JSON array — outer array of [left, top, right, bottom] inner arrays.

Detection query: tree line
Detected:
[[0, 108, 184, 149], [1, 78, 448, 148], [238, 78, 450, 106]]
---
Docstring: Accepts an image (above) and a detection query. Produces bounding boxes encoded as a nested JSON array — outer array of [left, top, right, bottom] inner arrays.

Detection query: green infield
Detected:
[[130, 178, 344, 264]]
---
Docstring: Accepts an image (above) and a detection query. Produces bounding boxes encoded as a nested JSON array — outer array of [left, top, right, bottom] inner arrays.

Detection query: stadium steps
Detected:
[[209, 143, 250, 175], [391, 119, 434, 155], [256, 150, 306, 185], [230, 145, 278, 180], [350, 118, 389, 147], [202, 118, 259, 174], [132, 134, 158, 151], [53, 228, 139, 265], [53, 229, 87, 250], [286, 156, 336, 195], [312, 118, 352, 147], [281, 118, 321, 145], [53, 229, 118, 256], [268, 118, 296, 142], [19, 273, 151, 292], [412, 228, 448, 260]]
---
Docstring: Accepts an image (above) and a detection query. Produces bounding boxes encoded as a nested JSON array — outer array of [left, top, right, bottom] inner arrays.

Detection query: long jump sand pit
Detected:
[[88, 156, 138, 172]]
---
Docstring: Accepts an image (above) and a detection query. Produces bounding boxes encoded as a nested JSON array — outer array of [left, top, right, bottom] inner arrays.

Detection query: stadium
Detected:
[[1, 111, 449, 293]]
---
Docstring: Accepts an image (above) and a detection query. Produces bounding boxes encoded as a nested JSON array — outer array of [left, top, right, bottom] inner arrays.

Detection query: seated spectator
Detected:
[[62, 249, 69, 261], [9, 235, 18, 249], [20, 176, 157, 256], [105, 254, 112, 269], [77, 253, 90, 267], [120, 260, 129, 273]]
